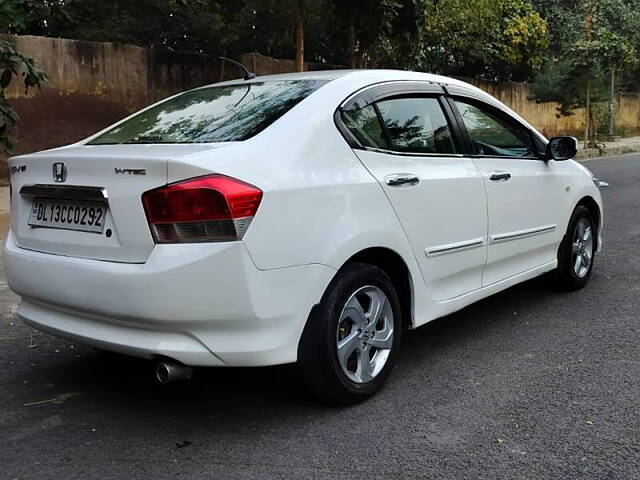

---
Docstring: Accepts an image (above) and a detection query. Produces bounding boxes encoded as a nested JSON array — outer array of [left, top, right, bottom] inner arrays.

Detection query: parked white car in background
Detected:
[[4, 69, 604, 403]]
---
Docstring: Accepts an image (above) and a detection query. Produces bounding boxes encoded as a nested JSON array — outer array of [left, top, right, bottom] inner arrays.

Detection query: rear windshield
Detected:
[[89, 80, 325, 145]]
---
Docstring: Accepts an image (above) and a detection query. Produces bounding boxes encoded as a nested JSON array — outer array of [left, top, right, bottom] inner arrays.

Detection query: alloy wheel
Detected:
[[572, 218, 594, 278], [336, 285, 394, 384]]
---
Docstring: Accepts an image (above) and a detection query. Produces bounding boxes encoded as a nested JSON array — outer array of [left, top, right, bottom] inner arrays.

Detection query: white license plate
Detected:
[[29, 198, 107, 233]]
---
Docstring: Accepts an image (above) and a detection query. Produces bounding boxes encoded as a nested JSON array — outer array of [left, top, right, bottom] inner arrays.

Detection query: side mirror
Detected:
[[546, 136, 578, 161]]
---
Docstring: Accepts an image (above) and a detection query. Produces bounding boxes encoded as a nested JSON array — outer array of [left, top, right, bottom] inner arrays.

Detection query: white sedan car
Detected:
[[5, 70, 603, 403]]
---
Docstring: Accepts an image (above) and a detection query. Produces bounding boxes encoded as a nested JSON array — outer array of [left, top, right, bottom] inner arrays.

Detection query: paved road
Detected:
[[1, 155, 639, 479]]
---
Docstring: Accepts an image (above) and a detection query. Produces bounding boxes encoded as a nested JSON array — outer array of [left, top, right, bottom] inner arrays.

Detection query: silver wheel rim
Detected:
[[572, 218, 594, 278], [336, 285, 394, 384]]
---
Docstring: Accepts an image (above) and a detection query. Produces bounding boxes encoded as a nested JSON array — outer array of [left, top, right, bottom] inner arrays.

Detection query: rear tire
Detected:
[[298, 263, 402, 405], [549, 205, 596, 291]]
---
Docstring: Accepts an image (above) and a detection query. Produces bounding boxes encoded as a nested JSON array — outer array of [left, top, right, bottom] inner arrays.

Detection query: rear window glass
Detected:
[[89, 80, 325, 145]]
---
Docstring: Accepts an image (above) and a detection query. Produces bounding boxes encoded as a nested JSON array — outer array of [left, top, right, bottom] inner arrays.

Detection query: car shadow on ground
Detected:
[[19, 274, 572, 423]]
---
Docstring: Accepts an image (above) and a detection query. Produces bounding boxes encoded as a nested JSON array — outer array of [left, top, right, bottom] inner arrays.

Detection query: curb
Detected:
[[575, 144, 640, 160]]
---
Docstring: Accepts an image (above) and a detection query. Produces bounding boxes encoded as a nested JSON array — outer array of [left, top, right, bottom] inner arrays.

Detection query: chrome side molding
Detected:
[[490, 224, 556, 244], [426, 238, 485, 257]]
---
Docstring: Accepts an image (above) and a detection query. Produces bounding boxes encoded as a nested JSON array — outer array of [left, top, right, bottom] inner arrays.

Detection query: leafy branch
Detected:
[[0, 39, 46, 155]]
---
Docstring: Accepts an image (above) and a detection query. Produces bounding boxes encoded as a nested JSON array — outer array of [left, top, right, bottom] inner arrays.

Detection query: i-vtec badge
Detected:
[[115, 168, 146, 175], [53, 162, 67, 182]]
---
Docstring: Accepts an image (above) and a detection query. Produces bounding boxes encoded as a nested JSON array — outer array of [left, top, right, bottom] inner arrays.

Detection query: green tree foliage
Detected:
[[0, 0, 550, 81], [0, 40, 46, 154], [0, 0, 67, 35], [323, 0, 412, 67], [572, 1, 639, 73], [533, 0, 640, 71], [43, 0, 224, 53], [2, 0, 640, 90], [530, 60, 609, 116], [530, 0, 640, 131], [414, 0, 549, 81]]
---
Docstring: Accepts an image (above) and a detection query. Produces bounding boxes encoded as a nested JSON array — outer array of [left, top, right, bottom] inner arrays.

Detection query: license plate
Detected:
[[29, 198, 107, 233]]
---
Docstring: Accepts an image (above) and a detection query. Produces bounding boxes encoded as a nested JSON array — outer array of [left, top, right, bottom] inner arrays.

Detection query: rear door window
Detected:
[[376, 98, 456, 154], [341, 97, 456, 154]]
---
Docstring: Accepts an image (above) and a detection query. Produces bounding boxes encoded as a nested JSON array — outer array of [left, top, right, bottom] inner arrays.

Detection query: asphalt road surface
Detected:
[[1, 154, 639, 479]]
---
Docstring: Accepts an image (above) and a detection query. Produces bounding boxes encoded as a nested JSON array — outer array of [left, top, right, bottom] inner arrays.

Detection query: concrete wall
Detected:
[[4, 34, 237, 109], [239, 52, 343, 76], [615, 92, 640, 137], [3, 35, 640, 170], [2, 34, 239, 166]]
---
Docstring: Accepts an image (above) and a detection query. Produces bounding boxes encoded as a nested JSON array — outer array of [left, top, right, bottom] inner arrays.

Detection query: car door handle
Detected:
[[385, 175, 420, 187], [489, 172, 511, 181]]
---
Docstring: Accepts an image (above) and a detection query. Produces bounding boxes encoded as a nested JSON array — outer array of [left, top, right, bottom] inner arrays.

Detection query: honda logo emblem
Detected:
[[53, 162, 67, 182]]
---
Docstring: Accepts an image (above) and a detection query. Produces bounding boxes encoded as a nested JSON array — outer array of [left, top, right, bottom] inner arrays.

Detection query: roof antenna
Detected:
[[219, 57, 256, 81]]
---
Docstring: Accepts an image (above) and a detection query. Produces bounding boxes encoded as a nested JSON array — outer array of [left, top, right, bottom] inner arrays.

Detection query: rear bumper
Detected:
[[4, 231, 336, 366]]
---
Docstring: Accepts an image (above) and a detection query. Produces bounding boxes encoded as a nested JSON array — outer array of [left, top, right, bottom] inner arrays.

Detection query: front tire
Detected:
[[550, 205, 596, 290], [298, 263, 402, 405]]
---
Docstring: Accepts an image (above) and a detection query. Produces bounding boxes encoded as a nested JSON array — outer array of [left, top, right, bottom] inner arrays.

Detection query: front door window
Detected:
[[454, 100, 537, 158]]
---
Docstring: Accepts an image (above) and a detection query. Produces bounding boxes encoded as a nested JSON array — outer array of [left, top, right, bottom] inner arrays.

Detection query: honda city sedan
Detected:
[[4, 70, 604, 403]]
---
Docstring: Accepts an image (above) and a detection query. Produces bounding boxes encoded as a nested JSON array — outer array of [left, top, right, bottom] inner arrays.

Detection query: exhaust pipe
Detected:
[[156, 360, 193, 384]]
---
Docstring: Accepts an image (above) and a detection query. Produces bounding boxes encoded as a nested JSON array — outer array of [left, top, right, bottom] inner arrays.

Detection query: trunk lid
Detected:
[[9, 144, 221, 263]]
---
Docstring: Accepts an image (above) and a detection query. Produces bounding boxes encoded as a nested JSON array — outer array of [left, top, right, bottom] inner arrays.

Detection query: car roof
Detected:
[[208, 69, 474, 88], [243, 70, 358, 82], [174, 69, 545, 143], [205, 69, 500, 108]]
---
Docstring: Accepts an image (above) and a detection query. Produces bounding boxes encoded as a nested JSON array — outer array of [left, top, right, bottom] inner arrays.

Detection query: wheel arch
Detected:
[[575, 195, 601, 248], [340, 247, 414, 330]]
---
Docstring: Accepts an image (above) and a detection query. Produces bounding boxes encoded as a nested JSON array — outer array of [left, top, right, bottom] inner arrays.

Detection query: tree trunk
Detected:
[[583, 4, 593, 149], [348, 8, 356, 69], [584, 78, 591, 150], [295, 0, 305, 72], [608, 68, 615, 138]]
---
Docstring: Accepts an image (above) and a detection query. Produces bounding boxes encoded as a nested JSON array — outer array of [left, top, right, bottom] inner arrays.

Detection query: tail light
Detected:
[[142, 174, 262, 243]]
